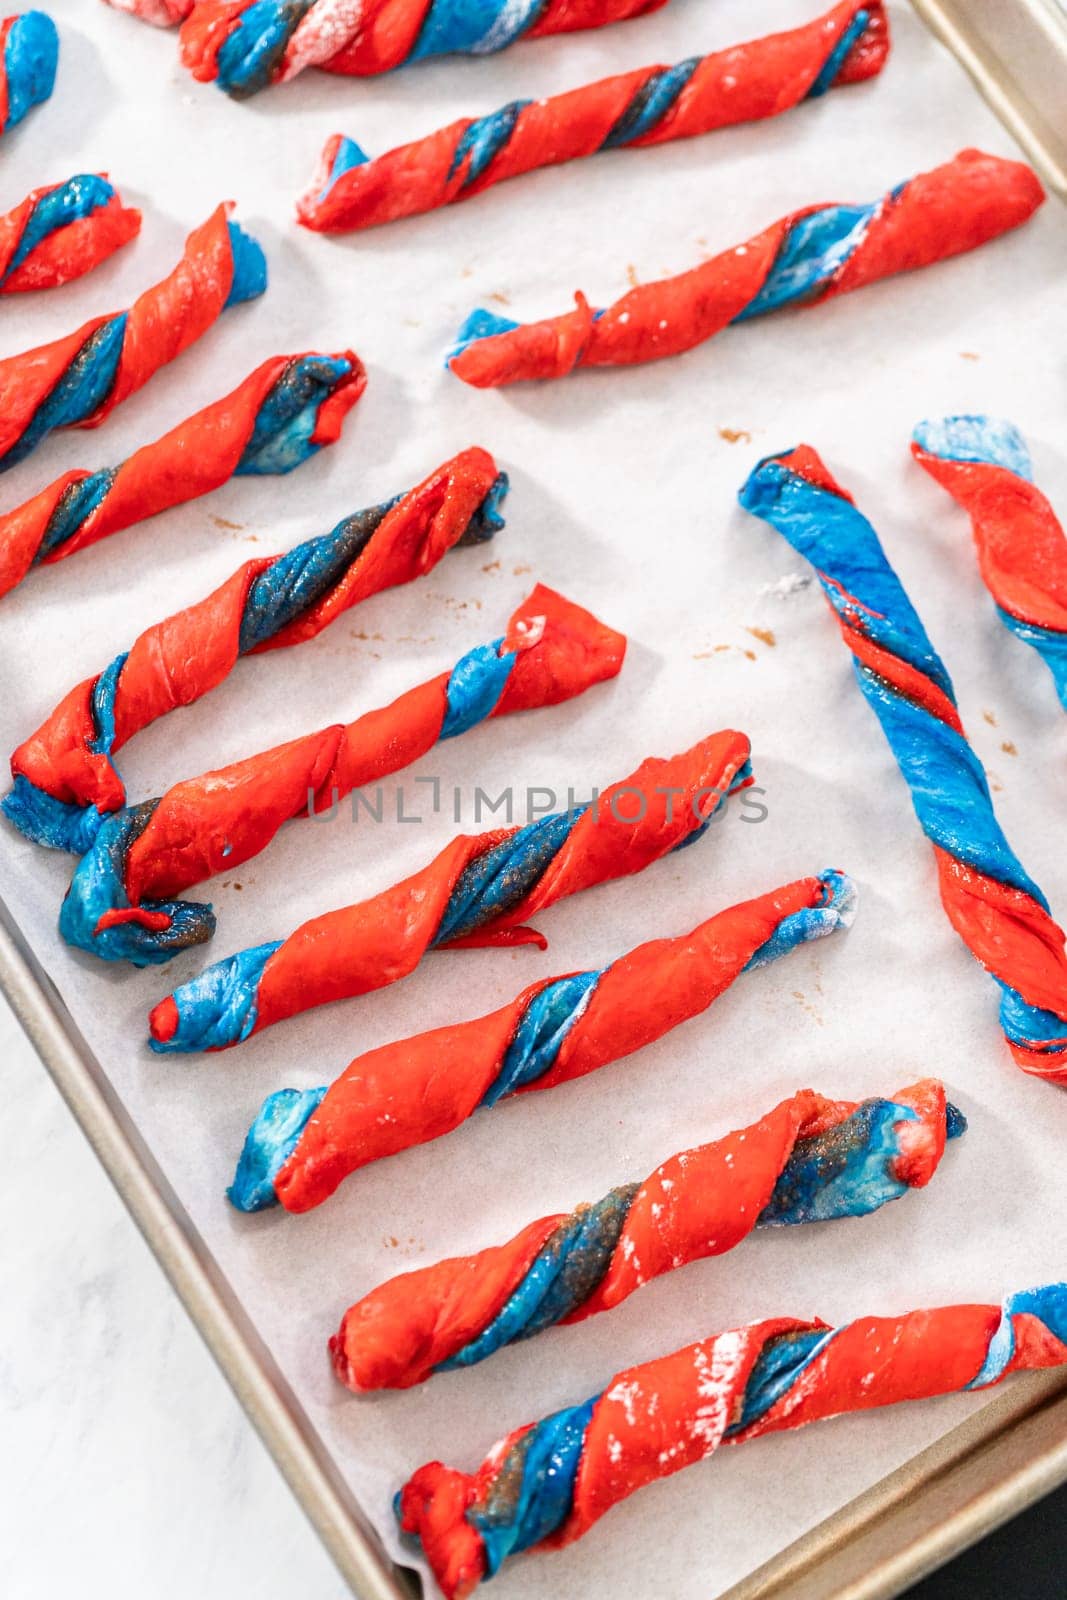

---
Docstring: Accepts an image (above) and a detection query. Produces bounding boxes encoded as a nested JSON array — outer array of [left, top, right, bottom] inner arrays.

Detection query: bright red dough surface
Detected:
[[912, 444, 1067, 635]]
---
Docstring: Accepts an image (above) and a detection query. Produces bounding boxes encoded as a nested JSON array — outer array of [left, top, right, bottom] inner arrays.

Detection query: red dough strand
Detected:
[[0, 176, 141, 292]]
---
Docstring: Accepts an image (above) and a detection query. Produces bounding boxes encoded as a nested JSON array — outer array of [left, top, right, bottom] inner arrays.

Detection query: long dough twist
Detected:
[[227, 861, 836, 1215], [6, 446, 501, 850], [149, 729, 752, 1056], [740, 444, 1067, 1081], [447, 150, 1043, 388], [298, 2, 888, 233], [180, 0, 667, 96], [0, 349, 366, 610], [333, 1077, 963, 1391], [60, 585, 626, 965], [0, 203, 266, 471], [399, 1283, 1067, 1597], [0, 174, 140, 292], [0, 11, 57, 134], [912, 416, 1067, 711]]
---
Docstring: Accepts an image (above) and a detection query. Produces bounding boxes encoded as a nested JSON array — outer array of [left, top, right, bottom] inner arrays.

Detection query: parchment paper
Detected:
[[2, 2, 1066, 1595]]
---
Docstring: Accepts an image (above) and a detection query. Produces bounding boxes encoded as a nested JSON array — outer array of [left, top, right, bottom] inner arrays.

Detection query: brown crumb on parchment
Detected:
[[213, 516, 243, 531], [513, 563, 532, 576], [719, 427, 752, 445], [983, 709, 997, 726], [482, 560, 501, 574], [489, 291, 510, 306], [960, 352, 980, 361], [626, 263, 639, 288], [1001, 741, 1018, 757], [747, 626, 776, 647]]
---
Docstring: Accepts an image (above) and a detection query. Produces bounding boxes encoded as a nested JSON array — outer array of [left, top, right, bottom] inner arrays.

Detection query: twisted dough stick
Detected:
[[149, 728, 752, 1055], [740, 445, 1067, 1082], [298, 1, 888, 233], [6, 446, 501, 851], [0, 174, 140, 292], [229, 858, 830, 1216], [447, 149, 1044, 388], [0, 11, 57, 134], [913, 417, 1067, 711], [180, 0, 667, 96], [60, 585, 626, 965], [0, 349, 366, 608], [333, 1077, 963, 1391], [0, 202, 266, 472], [399, 1283, 1067, 1597]]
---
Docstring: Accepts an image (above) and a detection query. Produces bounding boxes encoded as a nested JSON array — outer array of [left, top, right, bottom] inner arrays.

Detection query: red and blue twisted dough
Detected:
[[740, 445, 1067, 1082], [446, 149, 1044, 388], [148, 728, 752, 1056], [399, 1283, 1067, 1597], [333, 1077, 963, 1391], [0, 348, 366, 607], [5, 446, 501, 851], [298, 1, 888, 233], [912, 417, 1067, 712], [226, 860, 832, 1215], [180, 0, 667, 96], [0, 11, 57, 134], [0, 203, 266, 472], [60, 585, 626, 965], [0, 174, 140, 292]]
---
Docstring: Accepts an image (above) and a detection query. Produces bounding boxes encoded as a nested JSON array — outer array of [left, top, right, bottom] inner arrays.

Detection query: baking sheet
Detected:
[[2, 2, 1066, 1596]]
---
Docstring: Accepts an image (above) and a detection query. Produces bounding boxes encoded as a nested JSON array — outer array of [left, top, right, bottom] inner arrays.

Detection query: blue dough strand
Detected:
[[3, 11, 58, 132]]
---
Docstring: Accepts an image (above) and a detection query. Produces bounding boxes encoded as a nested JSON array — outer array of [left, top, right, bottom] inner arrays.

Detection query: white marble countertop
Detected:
[[1, 990, 350, 1600]]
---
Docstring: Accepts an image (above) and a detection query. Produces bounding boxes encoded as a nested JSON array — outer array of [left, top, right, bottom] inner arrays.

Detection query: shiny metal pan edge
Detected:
[[911, 0, 1067, 197]]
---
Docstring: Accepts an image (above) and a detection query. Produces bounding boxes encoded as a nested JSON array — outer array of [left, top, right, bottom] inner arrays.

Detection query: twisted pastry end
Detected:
[[912, 415, 1067, 711], [0, 175, 140, 293]]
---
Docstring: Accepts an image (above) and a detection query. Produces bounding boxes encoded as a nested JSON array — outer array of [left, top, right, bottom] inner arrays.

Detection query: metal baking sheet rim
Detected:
[[5, 4, 1067, 1597]]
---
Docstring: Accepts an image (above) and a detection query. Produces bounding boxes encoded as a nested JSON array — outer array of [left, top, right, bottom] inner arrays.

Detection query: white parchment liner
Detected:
[[1, 2, 1066, 1595]]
